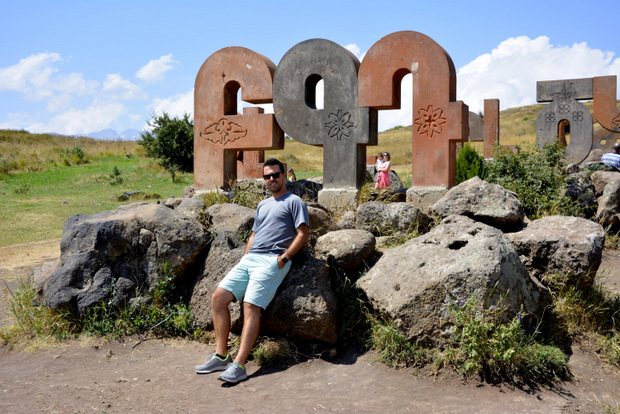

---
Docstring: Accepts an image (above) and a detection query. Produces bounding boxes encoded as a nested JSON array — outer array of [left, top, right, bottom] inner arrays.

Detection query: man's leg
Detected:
[[235, 302, 262, 365], [212, 287, 235, 356]]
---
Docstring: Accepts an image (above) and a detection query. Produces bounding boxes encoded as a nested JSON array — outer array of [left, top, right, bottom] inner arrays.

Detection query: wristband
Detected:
[[281, 256, 289, 264]]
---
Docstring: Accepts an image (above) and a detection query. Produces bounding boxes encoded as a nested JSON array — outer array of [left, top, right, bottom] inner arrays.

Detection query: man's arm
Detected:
[[244, 232, 255, 255], [277, 223, 309, 269]]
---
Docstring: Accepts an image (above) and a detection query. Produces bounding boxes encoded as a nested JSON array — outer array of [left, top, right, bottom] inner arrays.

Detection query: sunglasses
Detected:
[[263, 172, 282, 180]]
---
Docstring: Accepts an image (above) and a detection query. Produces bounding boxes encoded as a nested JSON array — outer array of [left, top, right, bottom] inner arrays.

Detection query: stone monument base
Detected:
[[318, 188, 360, 214], [406, 186, 448, 215]]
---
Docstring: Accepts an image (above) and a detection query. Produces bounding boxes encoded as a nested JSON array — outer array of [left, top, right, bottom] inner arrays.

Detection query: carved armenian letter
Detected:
[[194, 47, 283, 190]]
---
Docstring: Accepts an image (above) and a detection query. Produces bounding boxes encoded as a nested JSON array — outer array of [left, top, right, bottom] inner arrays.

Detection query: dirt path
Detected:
[[1, 241, 619, 413]]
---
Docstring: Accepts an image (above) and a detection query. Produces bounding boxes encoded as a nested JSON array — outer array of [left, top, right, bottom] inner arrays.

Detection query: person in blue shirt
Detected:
[[601, 143, 620, 170], [195, 158, 310, 383]]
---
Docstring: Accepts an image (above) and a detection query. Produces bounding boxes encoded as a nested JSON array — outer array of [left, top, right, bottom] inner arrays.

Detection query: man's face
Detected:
[[263, 165, 285, 195]]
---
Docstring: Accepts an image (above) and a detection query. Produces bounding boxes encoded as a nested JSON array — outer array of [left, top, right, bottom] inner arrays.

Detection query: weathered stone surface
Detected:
[[318, 188, 360, 213], [358, 30, 468, 187], [286, 179, 322, 202], [590, 171, 620, 197], [190, 238, 338, 344], [206, 203, 255, 236], [564, 171, 597, 217], [194, 47, 284, 190], [307, 205, 338, 237], [596, 181, 620, 230], [337, 211, 357, 230], [273, 38, 377, 190], [356, 201, 430, 235], [506, 216, 605, 288], [43, 203, 211, 314], [263, 249, 338, 344], [314, 229, 376, 269], [175, 197, 206, 220], [190, 231, 246, 332], [406, 186, 448, 215], [356, 215, 549, 347], [432, 177, 524, 231], [536, 78, 593, 164]]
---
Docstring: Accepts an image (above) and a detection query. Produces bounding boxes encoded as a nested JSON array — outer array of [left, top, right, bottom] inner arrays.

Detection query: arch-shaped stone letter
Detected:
[[593, 75, 620, 152], [358, 31, 468, 187], [273, 39, 377, 189], [536, 78, 593, 164], [194, 47, 284, 190]]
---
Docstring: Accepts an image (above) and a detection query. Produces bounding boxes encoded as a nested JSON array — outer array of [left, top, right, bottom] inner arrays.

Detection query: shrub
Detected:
[[455, 144, 486, 184], [139, 112, 194, 174], [485, 142, 579, 219]]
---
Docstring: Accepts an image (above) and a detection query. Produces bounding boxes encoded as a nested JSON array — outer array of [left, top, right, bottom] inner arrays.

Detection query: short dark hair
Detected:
[[613, 143, 620, 152], [263, 158, 285, 174]]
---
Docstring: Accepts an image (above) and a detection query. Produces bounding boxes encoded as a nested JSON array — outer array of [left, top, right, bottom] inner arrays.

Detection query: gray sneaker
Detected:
[[217, 361, 248, 383], [195, 353, 232, 374]]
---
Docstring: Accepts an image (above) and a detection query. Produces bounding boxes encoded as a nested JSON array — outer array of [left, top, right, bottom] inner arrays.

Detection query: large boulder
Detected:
[[564, 171, 597, 218], [263, 249, 338, 344], [43, 203, 211, 314], [314, 229, 376, 269], [432, 177, 525, 231], [356, 215, 550, 347], [190, 231, 247, 332], [189, 235, 338, 344], [505, 216, 605, 288], [596, 180, 620, 230], [591, 171, 620, 197], [206, 203, 255, 236], [356, 201, 430, 236]]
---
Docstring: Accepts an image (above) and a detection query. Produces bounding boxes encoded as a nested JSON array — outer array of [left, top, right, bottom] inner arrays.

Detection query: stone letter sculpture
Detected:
[[593, 75, 620, 152], [358, 31, 468, 187], [194, 47, 284, 190], [273, 39, 378, 189], [536, 78, 593, 164]]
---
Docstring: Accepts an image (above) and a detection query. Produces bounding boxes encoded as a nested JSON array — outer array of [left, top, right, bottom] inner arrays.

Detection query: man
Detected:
[[195, 158, 310, 383], [601, 143, 620, 170]]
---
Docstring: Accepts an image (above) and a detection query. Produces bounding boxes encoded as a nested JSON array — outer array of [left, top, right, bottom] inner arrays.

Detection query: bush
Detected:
[[139, 112, 194, 174], [485, 142, 578, 219], [455, 144, 486, 184]]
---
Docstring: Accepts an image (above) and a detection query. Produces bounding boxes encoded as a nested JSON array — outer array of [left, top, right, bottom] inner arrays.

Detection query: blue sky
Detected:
[[1, 0, 619, 136]]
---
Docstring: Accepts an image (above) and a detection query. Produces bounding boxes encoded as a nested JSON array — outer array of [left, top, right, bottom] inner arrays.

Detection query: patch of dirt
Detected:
[[1, 241, 619, 413]]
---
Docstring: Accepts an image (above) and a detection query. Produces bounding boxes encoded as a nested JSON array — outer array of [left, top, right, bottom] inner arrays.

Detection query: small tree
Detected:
[[455, 144, 487, 185], [139, 112, 194, 173]]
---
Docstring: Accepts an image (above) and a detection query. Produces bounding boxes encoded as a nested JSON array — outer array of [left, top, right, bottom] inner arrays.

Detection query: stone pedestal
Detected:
[[318, 188, 360, 214], [406, 186, 448, 214]]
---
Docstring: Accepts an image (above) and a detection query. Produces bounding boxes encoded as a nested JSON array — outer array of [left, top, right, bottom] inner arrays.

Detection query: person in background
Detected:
[[287, 168, 297, 181], [375, 152, 391, 189], [601, 143, 620, 170]]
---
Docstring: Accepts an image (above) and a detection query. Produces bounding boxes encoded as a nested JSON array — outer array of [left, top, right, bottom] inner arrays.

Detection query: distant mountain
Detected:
[[83, 128, 142, 141]]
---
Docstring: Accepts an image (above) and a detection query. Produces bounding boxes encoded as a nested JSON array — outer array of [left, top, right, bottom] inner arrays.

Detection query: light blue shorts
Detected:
[[218, 253, 292, 310]]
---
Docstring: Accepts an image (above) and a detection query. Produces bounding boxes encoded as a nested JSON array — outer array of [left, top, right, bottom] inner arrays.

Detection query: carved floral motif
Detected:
[[414, 105, 446, 138], [324, 109, 355, 141], [200, 118, 247, 145]]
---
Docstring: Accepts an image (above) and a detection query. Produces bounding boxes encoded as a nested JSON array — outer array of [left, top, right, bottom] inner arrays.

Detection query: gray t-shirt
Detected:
[[249, 192, 309, 255]]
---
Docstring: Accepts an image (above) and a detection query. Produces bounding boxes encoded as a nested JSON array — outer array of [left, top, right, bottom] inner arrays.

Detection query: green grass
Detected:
[[0, 155, 192, 247]]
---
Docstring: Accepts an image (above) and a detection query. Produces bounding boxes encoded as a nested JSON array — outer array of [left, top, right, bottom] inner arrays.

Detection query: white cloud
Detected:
[[456, 36, 620, 114], [0, 52, 97, 102], [136, 54, 178, 83], [103, 73, 147, 100], [27, 102, 126, 135], [145, 90, 193, 129]]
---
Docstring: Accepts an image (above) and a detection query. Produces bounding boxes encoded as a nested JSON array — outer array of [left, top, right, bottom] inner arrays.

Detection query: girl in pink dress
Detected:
[[375, 152, 391, 189]]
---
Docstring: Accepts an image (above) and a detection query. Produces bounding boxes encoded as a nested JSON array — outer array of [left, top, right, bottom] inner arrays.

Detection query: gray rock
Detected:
[[337, 210, 357, 230], [406, 186, 448, 215], [175, 197, 206, 220], [263, 249, 338, 344], [564, 171, 597, 218], [506, 215, 605, 288], [356, 201, 430, 236], [591, 171, 620, 197], [207, 203, 255, 237], [314, 229, 376, 269], [356, 215, 550, 347], [596, 181, 620, 231], [43, 203, 211, 314], [432, 177, 524, 231], [190, 231, 247, 332], [308, 205, 338, 237]]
